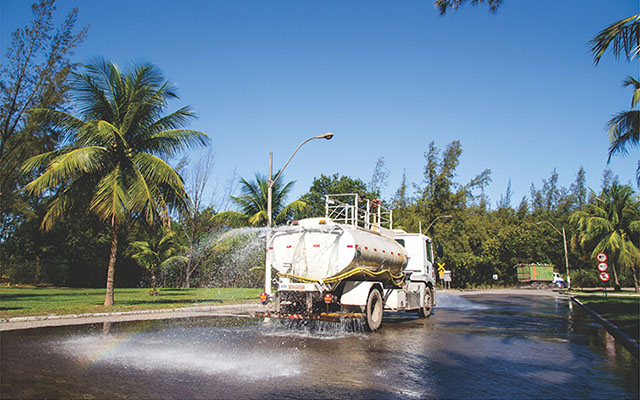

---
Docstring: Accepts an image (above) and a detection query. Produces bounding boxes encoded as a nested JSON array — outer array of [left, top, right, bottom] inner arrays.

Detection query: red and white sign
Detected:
[[599, 271, 610, 282], [597, 253, 607, 262], [597, 262, 609, 272]]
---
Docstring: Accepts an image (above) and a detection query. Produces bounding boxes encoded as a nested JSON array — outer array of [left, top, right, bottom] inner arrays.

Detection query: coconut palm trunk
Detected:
[[185, 243, 193, 289], [610, 262, 621, 291], [104, 222, 119, 306], [185, 267, 191, 289], [631, 265, 640, 293], [150, 264, 158, 296]]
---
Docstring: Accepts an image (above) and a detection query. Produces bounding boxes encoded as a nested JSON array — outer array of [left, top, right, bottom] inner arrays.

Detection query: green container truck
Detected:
[[515, 264, 565, 288]]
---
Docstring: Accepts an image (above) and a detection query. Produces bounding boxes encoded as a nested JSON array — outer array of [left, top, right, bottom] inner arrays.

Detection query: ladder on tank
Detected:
[[324, 193, 392, 231]]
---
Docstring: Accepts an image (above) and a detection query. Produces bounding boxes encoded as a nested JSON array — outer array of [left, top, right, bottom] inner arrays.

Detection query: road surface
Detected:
[[1, 290, 637, 399]]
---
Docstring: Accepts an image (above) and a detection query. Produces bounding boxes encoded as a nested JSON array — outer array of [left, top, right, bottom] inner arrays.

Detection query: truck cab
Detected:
[[393, 231, 437, 285], [553, 272, 567, 288]]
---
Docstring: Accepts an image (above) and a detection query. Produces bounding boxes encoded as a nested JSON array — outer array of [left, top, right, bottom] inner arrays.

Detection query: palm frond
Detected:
[[590, 14, 640, 65], [38, 173, 102, 231], [131, 240, 153, 253], [210, 210, 250, 228], [157, 229, 177, 248], [434, 0, 502, 15], [21, 148, 65, 175], [622, 76, 640, 108], [40, 187, 73, 232], [72, 66, 117, 122], [28, 108, 85, 143], [90, 166, 129, 225], [607, 110, 640, 161], [133, 153, 187, 196], [231, 194, 264, 217], [131, 241, 157, 267], [160, 255, 189, 269], [24, 146, 108, 196], [121, 86, 159, 138], [130, 152, 192, 222], [98, 120, 127, 147], [143, 129, 208, 157], [127, 162, 160, 226], [146, 106, 198, 132], [275, 199, 307, 222], [248, 210, 269, 226], [230, 176, 267, 216]]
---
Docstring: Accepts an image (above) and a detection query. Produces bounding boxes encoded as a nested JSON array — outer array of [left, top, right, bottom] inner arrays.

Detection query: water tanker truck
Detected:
[[259, 194, 437, 331]]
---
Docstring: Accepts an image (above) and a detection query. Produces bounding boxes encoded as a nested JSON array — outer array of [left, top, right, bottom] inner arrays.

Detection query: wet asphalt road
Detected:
[[1, 292, 638, 399]]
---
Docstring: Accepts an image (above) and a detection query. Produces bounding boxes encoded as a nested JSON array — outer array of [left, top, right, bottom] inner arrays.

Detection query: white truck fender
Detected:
[[340, 281, 382, 306]]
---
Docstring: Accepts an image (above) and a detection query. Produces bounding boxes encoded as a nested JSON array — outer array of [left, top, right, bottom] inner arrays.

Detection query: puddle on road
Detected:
[[435, 293, 489, 310]]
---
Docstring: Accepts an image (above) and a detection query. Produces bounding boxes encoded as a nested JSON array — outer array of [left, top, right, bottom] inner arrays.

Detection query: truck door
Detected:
[[425, 239, 434, 278], [396, 237, 423, 273]]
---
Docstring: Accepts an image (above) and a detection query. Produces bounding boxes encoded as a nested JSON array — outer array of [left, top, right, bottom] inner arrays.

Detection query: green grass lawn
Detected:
[[0, 286, 262, 319], [576, 295, 640, 342]]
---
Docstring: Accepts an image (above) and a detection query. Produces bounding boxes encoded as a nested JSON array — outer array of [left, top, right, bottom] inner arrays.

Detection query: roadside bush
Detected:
[[571, 269, 600, 288]]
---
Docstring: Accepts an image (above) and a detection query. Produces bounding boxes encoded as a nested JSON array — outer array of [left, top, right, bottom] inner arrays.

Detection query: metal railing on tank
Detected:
[[324, 193, 392, 231]]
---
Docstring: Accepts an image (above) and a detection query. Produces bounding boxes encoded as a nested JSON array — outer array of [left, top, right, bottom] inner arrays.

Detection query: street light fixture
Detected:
[[422, 215, 453, 234], [264, 132, 334, 295], [536, 221, 571, 289]]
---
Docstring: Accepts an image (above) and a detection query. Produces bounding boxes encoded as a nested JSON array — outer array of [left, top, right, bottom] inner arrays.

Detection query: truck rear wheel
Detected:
[[365, 288, 383, 331], [418, 286, 433, 318]]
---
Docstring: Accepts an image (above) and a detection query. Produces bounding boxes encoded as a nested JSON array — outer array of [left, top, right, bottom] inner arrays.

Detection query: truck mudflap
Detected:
[[253, 311, 364, 322]]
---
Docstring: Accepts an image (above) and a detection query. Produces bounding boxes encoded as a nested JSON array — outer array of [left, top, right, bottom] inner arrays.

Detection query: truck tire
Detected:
[[365, 288, 383, 331], [418, 286, 433, 318]]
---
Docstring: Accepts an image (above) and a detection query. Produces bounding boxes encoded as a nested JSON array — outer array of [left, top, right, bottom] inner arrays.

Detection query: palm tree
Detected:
[[22, 59, 207, 305], [607, 76, 640, 185], [212, 172, 306, 227], [590, 15, 640, 186], [130, 227, 188, 296], [571, 183, 640, 292], [590, 14, 640, 66]]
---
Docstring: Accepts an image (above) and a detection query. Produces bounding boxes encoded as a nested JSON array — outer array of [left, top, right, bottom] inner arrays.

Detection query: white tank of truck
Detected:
[[260, 194, 438, 332], [267, 218, 408, 283]]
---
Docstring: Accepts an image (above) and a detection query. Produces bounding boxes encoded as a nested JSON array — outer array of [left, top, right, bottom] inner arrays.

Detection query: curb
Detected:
[[0, 303, 264, 326], [571, 296, 639, 359]]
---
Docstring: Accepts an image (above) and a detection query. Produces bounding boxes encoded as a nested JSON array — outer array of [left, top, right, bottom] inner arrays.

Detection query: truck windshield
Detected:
[[395, 239, 405, 247]]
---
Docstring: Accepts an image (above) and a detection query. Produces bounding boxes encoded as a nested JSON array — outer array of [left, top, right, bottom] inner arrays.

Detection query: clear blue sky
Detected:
[[2, 0, 638, 209]]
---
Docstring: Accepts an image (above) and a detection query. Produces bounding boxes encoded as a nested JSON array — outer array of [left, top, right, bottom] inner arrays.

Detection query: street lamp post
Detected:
[[264, 132, 334, 296], [536, 221, 571, 289]]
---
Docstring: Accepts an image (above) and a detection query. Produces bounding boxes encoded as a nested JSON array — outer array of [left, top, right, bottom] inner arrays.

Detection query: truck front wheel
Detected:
[[365, 288, 383, 331], [418, 286, 433, 318]]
